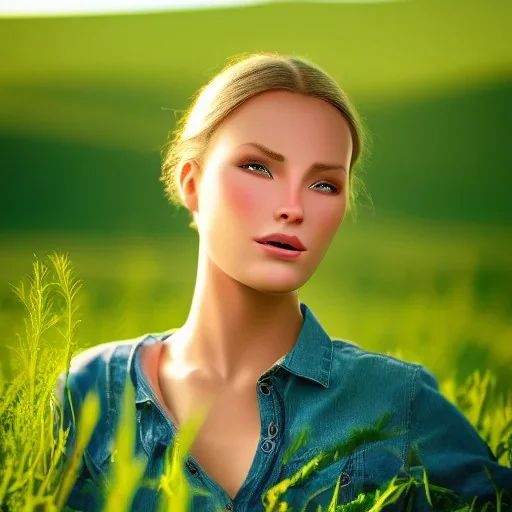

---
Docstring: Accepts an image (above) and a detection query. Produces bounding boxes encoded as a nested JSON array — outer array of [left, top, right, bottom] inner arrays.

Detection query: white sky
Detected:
[[0, 0, 402, 18]]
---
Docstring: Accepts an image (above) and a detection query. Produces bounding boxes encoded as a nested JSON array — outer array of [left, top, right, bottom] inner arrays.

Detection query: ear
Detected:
[[178, 159, 201, 215]]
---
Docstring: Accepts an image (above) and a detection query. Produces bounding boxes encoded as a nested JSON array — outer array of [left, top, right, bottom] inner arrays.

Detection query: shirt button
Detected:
[[258, 380, 271, 395], [260, 439, 275, 453], [144, 399, 151, 408], [186, 460, 198, 474], [225, 503, 234, 511], [267, 422, 278, 438], [339, 472, 351, 486]]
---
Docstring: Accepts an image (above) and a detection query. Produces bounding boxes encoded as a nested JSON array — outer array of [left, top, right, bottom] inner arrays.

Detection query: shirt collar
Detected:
[[279, 301, 333, 388], [131, 301, 333, 405], [130, 330, 176, 406]]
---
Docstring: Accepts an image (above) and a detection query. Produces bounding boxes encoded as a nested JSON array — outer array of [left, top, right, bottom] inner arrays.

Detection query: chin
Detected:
[[258, 284, 300, 295], [244, 272, 309, 295]]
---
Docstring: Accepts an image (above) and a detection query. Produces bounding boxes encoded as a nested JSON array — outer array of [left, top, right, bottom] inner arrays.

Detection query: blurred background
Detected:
[[0, 0, 511, 391]]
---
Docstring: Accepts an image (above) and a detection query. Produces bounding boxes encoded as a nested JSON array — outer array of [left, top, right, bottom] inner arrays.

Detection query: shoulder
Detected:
[[330, 336, 426, 382], [55, 331, 174, 404], [54, 338, 137, 407], [69, 340, 128, 382], [328, 337, 438, 419]]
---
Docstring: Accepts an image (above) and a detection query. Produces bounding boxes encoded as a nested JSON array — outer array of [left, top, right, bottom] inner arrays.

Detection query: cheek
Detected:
[[312, 199, 346, 240], [222, 174, 261, 216]]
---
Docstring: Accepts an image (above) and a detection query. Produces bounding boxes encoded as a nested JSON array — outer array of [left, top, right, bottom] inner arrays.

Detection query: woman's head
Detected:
[[160, 52, 369, 294]]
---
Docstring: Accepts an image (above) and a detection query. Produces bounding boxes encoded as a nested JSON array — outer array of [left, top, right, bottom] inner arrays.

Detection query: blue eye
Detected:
[[240, 162, 270, 175], [315, 182, 339, 193], [239, 162, 339, 194]]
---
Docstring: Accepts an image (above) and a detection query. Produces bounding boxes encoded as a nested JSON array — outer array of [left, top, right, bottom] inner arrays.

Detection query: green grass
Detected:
[[0, 217, 511, 510]]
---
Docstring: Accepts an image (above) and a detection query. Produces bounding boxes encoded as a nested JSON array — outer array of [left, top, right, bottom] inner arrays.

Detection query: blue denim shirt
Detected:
[[56, 302, 512, 511]]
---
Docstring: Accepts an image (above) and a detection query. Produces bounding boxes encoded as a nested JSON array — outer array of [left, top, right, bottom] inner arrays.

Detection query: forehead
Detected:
[[206, 90, 353, 162]]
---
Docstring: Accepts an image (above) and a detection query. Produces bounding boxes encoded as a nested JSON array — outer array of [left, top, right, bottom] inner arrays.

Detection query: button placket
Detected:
[[138, 400, 156, 456], [257, 378, 280, 456]]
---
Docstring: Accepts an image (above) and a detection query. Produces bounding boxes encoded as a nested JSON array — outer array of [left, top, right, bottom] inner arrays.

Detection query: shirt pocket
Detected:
[[274, 449, 365, 511], [362, 441, 407, 490], [359, 441, 414, 511]]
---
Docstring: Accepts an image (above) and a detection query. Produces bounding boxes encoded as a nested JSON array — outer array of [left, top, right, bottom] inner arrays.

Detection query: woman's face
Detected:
[[187, 89, 353, 295]]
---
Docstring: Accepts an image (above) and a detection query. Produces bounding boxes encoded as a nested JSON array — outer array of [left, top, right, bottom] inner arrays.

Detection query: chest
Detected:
[[164, 379, 263, 501], [185, 388, 262, 501], [141, 343, 263, 500]]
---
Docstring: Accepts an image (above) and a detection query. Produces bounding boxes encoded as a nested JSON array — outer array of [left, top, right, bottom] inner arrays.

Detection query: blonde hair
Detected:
[[160, 51, 370, 231]]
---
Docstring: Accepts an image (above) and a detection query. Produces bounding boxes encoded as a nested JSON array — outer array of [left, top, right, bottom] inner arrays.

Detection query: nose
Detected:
[[274, 202, 304, 224]]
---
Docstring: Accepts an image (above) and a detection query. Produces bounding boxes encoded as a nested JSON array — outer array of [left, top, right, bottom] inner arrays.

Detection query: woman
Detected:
[[57, 52, 512, 511]]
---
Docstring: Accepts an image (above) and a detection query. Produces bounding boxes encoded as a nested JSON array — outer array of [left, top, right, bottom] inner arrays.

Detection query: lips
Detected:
[[254, 233, 306, 251]]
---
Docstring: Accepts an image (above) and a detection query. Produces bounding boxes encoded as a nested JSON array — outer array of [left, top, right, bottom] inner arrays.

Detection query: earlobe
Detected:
[[178, 159, 200, 214]]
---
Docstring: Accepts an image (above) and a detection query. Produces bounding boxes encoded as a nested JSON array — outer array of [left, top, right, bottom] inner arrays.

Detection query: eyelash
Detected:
[[239, 162, 340, 194]]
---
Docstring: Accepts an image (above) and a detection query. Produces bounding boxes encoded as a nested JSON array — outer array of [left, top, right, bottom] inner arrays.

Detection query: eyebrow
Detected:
[[239, 142, 347, 174]]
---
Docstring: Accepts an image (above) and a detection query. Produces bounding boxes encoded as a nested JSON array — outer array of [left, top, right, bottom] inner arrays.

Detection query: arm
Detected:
[[408, 365, 512, 510]]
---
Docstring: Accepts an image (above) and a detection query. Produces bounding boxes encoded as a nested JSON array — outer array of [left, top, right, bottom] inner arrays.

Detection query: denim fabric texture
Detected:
[[56, 302, 512, 511]]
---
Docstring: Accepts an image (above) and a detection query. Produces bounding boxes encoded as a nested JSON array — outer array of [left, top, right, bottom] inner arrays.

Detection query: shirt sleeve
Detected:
[[407, 364, 512, 510], [53, 367, 107, 512]]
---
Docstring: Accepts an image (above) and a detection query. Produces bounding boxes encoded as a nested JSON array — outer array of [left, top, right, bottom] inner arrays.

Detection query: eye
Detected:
[[313, 182, 339, 194], [240, 162, 271, 176], [239, 162, 340, 194]]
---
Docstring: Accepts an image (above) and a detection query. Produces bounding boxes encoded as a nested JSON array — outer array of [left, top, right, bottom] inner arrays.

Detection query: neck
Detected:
[[164, 245, 304, 386]]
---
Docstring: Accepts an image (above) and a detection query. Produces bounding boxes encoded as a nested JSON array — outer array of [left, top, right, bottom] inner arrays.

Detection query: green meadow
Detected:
[[1, 0, 511, 509]]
